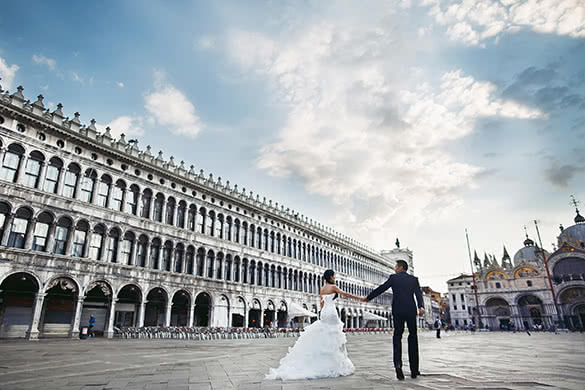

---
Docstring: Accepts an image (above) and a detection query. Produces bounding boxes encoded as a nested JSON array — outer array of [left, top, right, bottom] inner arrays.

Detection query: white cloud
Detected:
[[144, 72, 203, 137], [0, 56, 20, 90], [422, 0, 585, 45], [97, 116, 144, 140], [196, 35, 215, 50], [228, 22, 543, 240], [72, 72, 83, 83], [117, 82, 124, 88], [32, 54, 56, 71]]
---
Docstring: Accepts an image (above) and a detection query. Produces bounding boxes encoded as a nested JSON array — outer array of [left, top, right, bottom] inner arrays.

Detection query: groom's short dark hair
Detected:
[[396, 260, 408, 271]]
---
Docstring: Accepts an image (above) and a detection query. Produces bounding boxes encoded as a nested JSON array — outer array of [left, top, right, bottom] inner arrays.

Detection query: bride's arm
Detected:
[[333, 286, 362, 301], [320, 295, 324, 309]]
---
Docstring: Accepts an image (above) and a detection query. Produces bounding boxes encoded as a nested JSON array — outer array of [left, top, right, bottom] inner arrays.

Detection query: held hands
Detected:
[[418, 307, 425, 316]]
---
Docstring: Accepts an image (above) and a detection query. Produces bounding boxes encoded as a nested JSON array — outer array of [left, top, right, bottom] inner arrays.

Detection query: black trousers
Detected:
[[392, 312, 419, 372], [436, 328, 441, 338]]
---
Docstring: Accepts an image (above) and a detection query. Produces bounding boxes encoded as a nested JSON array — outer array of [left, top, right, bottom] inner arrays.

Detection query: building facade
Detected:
[[447, 208, 585, 331], [0, 85, 396, 339]]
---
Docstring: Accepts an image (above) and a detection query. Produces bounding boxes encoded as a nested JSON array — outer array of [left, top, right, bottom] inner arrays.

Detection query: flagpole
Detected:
[[465, 229, 482, 328], [533, 220, 563, 328]]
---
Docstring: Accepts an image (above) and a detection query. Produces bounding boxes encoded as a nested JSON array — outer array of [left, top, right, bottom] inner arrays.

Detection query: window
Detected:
[[165, 198, 175, 225], [460, 294, 465, 302], [110, 180, 125, 211], [234, 220, 241, 243], [153, 194, 164, 222], [455, 319, 459, 326], [72, 221, 89, 257], [105, 229, 120, 263], [464, 319, 468, 326], [54, 218, 72, 255], [452, 294, 456, 302], [527, 280, 533, 287], [140, 190, 152, 218], [462, 304, 466, 310], [120, 232, 134, 265], [63, 164, 80, 198], [150, 239, 161, 269], [43, 157, 62, 193], [454, 305, 458, 310], [8, 208, 32, 248], [23, 152, 43, 188], [96, 175, 111, 207], [1, 144, 24, 182], [136, 236, 148, 267], [177, 202, 186, 228], [89, 225, 105, 260], [495, 282, 501, 288], [126, 185, 139, 216], [187, 205, 196, 231], [32, 212, 52, 252], [80, 169, 97, 203], [162, 241, 172, 271]]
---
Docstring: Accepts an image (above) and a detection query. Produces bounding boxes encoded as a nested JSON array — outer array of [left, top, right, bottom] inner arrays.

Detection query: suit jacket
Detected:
[[367, 271, 424, 315]]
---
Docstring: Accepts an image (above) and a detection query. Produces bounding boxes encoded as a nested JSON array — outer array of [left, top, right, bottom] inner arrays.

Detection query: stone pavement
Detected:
[[0, 331, 584, 390]]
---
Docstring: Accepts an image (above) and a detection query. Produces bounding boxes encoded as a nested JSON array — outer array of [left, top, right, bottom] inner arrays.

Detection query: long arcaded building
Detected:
[[0, 84, 406, 339]]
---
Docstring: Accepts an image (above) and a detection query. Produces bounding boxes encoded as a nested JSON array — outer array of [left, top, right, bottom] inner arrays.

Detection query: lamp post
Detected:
[[465, 229, 483, 328], [533, 220, 564, 328]]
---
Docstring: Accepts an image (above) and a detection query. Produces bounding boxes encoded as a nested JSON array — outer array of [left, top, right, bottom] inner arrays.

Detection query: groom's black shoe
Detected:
[[395, 368, 405, 380], [411, 371, 420, 379]]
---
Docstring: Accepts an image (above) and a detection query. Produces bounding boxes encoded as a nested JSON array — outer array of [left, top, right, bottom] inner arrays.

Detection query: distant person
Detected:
[[88, 315, 96, 338], [434, 319, 441, 339]]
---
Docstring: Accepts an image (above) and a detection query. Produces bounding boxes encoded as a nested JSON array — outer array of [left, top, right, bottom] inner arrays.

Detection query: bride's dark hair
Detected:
[[323, 269, 335, 284]]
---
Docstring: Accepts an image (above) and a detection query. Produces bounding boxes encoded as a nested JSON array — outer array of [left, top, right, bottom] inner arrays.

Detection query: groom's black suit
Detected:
[[366, 271, 424, 373]]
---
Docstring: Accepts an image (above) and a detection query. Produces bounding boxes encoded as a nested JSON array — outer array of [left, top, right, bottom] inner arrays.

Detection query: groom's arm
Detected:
[[366, 275, 392, 302], [414, 277, 424, 309]]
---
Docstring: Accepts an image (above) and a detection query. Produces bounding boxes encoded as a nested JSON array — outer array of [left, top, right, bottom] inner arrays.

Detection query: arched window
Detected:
[[196, 248, 205, 276], [257, 261, 263, 286], [0, 144, 25, 183], [136, 235, 148, 267], [126, 184, 140, 215], [120, 231, 135, 265], [276, 233, 281, 254], [153, 193, 164, 222], [216, 252, 224, 279], [186, 246, 195, 274], [249, 261, 256, 285], [242, 259, 249, 283], [187, 205, 197, 231], [206, 211, 215, 236], [150, 238, 161, 269], [89, 224, 106, 260], [234, 257, 241, 282], [32, 211, 53, 251], [105, 228, 120, 263], [80, 169, 97, 203], [216, 214, 224, 239], [165, 197, 176, 225], [242, 221, 248, 245], [62, 163, 81, 198], [207, 250, 215, 278], [54, 217, 72, 255], [270, 231, 275, 252], [43, 157, 63, 194], [110, 179, 125, 211], [250, 224, 255, 247], [162, 240, 172, 271], [263, 229, 269, 251], [256, 227, 262, 249], [234, 219, 240, 243], [72, 220, 89, 257], [96, 175, 112, 208], [225, 254, 232, 281], [140, 189, 152, 218], [174, 243, 184, 273], [177, 201, 187, 229], [197, 208, 206, 234], [225, 216, 232, 241], [8, 207, 32, 248], [23, 151, 45, 188]]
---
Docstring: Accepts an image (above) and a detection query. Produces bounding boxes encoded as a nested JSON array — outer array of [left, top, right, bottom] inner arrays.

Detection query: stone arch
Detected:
[[0, 272, 41, 338], [171, 289, 191, 326], [194, 291, 212, 326]]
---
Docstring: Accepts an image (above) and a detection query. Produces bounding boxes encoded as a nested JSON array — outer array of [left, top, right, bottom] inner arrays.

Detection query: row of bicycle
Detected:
[[115, 326, 391, 340]]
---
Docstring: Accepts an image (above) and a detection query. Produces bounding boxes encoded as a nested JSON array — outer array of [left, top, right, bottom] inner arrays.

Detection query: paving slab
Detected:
[[0, 331, 583, 390]]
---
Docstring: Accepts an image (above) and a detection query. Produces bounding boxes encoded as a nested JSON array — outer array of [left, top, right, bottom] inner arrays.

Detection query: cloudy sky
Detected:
[[1, 1, 584, 291]]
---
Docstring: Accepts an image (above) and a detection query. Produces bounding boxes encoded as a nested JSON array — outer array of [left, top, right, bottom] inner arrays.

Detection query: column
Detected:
[[24, 218, 37, 250], [82, 231, 91, 258], [188, 302, 196, 327], [143, 243, 151, 269], [64, 226, 75, 256], [171, 205, 177, 227], [165, 302, 172, 327], [105, 298, 118, 338], [137, 301, 146, 327], [260, 310, 265, 328], [115, 237, 123, 264], [26, 293, 46, 340], [244, 308, 249, 329], [0, 214, 15, 246], [0, 147, 6, 167], [169, 248, 176, 273], [148, 197, 155, 220], [228, 309, 233, 328], [36, 161, 47, 190], [129, 239, 138, 266], [69, 297, 84, 338], [16, 155, 28, 185], [44, 222, 57, 253]]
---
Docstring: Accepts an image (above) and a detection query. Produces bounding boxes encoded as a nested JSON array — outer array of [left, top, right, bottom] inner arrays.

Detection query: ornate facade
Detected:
[[0, 85, 396, 339], [447, 209, 585, 331]]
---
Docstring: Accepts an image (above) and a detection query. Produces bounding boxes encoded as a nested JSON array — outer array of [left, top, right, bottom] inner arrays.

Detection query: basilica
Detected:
[[0, 84, 398, 339], [448, 209, 585, 331]]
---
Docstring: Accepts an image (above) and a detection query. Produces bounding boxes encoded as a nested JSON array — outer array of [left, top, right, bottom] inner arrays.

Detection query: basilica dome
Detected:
[[513, 238, 549, 266], [558, 213, 585, 249]]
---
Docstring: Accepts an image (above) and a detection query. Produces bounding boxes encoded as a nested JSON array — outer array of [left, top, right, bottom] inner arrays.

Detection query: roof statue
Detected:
[[395, 238, 400, 249]]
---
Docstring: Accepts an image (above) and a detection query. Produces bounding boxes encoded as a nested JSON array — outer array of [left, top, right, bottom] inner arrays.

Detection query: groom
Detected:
[[363, 260, 424, 380]]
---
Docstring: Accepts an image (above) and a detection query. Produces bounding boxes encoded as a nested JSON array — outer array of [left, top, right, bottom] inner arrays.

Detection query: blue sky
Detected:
[[1, 0, 584, 291]]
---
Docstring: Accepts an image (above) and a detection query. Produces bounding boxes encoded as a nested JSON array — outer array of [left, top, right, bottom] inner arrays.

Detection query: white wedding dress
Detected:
[[266, 294, 355, 380]]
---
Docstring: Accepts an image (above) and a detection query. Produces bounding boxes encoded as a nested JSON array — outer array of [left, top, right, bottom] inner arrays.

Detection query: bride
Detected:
[[266, 269, 364, 380]]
